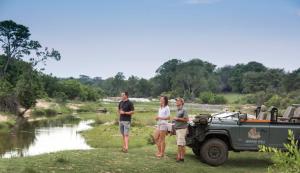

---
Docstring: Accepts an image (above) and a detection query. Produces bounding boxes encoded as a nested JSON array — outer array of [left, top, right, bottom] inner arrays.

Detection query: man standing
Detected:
[[173, 97, 189, 162], [118, 91, 134, 153]]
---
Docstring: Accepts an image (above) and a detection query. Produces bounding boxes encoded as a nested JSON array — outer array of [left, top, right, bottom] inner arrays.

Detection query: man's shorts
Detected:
[[175, 128, 188, 146], [119, 121, 131, 136]]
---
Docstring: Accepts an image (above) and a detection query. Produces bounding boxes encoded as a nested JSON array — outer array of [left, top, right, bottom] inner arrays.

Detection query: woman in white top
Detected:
[[154, 96, 170, 157]]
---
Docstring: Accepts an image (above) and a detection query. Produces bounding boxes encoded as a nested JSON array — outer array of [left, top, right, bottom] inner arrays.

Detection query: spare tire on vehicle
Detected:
[[193, 114, 210, 125]]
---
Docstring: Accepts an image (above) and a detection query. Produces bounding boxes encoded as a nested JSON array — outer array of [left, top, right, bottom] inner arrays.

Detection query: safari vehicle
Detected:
[[186, 104, 300, 166]]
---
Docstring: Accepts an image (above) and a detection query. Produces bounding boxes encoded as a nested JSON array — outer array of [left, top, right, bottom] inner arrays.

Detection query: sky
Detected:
[[0, 0, 300, 79]]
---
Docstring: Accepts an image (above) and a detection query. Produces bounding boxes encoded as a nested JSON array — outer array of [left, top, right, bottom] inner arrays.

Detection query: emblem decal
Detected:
[[248, 128, 261, 139]]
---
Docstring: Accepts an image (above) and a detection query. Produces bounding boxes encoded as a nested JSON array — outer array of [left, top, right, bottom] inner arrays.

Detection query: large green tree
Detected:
[[171, 59, 219, 100], [0, 20, 61, 116], [0, 20, 60, 77]]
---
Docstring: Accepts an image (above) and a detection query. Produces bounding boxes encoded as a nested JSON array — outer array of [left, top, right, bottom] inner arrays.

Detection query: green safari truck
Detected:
[[186, 105, 300, 166]]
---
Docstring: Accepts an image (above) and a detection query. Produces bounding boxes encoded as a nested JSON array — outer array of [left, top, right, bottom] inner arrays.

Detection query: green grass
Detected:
[[0, 147, 271, 173], [0, 101, 272, 173], [81, 125, 156, 148], [0, 118, 15, 133], [220, 93, 246, 104]]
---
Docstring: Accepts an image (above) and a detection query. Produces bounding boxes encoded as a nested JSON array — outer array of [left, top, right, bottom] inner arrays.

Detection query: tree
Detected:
[[283, 68, 300, 92], [172, 59, 218, 100], [59, 79, 82, 100], [40, 74, 60, 98], [0, 20, 61, 117], [217, 66, 234, 92], [154, 59, 182, 94], [241, 71, 268, 93], [135, 78, 152, 97], [15, 65, 43, 116], [111, 72, 126, 96], [79, 75, 93, 85], [127, 76, 139, 97], [0, 20, 61, 77], [229, 61, 267, 93]]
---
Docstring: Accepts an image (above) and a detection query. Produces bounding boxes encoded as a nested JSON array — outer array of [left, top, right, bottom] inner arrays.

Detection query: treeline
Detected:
[[0, 56, 104, 114], [6, 53, 300, 111], [1, 20, 300, 117], [73, 59, 300, 100]]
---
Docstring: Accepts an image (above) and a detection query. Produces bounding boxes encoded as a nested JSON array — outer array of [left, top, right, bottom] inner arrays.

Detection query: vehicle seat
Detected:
[[278, 106, 295, 122], [257, 105, 268, 120], [291, 107, 300, 123]]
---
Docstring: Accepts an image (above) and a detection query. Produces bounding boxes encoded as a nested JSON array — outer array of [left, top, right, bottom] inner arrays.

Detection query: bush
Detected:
[[265, 95, 281, 107], [32, 108, 45, 116], [77, 103, 100, 113], [53, 91, 68, 103], [199, 92, 227, 104], [44, 109, 57, 117], [259, 130, 300, 173], [214, 95, 227, 104], [54, 154, 70, 164], [32, 108, 57, 117], [242, 91, 272, 105]]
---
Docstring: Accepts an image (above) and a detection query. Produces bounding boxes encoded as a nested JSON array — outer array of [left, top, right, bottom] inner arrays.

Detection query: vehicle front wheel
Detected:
[[200, 138, 228, 166]]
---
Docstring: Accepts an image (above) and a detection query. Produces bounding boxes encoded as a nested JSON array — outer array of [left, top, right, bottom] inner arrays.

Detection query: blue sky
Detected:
[[0, 0, 300, 79]]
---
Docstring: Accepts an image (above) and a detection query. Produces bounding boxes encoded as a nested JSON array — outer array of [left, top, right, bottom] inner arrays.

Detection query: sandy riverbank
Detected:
[[0, 114, 8, 122]]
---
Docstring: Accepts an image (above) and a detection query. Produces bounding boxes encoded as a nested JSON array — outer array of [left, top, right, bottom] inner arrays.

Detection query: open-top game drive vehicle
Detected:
[[186, 104, 300, 166]]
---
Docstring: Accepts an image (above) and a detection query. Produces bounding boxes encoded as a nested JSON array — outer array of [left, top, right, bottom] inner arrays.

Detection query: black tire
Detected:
[[200, 138, 228, 166]]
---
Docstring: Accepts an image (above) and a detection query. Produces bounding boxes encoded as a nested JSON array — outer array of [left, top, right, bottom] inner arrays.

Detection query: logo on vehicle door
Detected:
[[248, 128, 261, 139]]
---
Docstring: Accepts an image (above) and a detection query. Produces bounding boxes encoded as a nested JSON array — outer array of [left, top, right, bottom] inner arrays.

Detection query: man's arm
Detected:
[[124, 111, 134, 115], [174, 117, 188, 122], [119, 102, 134, 116], [174, 110, 188, 122], [118, 102, 121, 115]]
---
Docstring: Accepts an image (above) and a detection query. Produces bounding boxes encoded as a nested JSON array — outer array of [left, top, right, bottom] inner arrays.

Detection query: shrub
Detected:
[[265, 95, 281, 107], [32, 108, 45, 116], [259, 130, 300, 173], [77, 103, 101, 113], [53, 91, 68, 103], [214, 95, 227, 104], [199, 92, 227, 104], [32, 108, 57, 117], [54, 154, 70, 164], [44, 109, 57, 117], [242, 91, 272, 105]]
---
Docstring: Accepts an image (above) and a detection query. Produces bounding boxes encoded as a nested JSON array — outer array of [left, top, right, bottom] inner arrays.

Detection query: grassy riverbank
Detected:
[[0, 147, 271, 173], [0, 100, 272, 173]]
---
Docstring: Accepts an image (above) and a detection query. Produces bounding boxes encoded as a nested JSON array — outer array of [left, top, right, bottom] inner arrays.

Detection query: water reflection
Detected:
[[0, 115, 93, 158]]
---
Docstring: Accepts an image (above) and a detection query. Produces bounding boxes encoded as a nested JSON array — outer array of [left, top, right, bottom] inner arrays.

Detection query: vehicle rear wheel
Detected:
[[200, 138, 228, 166]]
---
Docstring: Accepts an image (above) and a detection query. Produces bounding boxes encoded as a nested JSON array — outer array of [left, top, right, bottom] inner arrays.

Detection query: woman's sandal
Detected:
[[156, 153, 163, 158], [122, 148, 128, 153]]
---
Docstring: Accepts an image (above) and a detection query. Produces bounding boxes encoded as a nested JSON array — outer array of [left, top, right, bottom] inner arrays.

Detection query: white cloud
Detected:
[[185, 0, 222, 5]]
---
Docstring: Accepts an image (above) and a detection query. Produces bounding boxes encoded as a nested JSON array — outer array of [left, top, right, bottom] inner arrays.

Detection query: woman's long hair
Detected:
[[160, 96, 168, 107]]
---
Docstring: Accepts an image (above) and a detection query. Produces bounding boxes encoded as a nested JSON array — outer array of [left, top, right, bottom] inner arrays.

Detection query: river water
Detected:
[[0, 116, 93, 158]]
